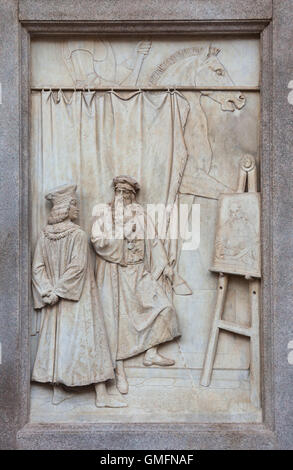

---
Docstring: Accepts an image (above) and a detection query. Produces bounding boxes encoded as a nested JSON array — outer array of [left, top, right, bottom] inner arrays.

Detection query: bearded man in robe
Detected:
[[32, 184, 126, 407], [91, 176, 181, 394]]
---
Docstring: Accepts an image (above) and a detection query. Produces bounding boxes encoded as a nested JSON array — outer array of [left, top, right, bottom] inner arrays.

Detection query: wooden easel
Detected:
[[200, 156, 261, 409]]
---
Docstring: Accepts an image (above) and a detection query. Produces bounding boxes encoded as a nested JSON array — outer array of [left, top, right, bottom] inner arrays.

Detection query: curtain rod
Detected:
[[30, 86, 260, 92]]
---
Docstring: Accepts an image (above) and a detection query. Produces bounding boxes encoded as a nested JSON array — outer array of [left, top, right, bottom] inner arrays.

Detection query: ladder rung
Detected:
[[218, 320, 251, 337]]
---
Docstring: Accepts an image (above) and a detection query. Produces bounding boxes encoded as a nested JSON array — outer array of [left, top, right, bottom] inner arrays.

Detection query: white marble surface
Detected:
[[31, 369, 262, 424], [31, 37, 260, 88], [29, 36, 261, 422]]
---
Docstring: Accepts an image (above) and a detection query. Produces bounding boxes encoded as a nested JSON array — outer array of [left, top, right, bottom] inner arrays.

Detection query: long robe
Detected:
[[91, 209, 181, 362], [32, 221, 114, 386]]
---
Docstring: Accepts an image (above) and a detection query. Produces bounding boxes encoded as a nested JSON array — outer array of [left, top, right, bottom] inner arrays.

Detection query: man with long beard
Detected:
[[91, 176, 180, 394]]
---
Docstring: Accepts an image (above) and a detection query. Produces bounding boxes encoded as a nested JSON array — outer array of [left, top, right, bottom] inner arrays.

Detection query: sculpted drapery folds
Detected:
[[28, 36, 262, 423], [91, 176, 181, 395], [32, 184, 126, 407]]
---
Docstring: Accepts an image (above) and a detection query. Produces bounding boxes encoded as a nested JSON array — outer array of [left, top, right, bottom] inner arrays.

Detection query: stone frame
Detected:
[[0, 0, 292, 449]]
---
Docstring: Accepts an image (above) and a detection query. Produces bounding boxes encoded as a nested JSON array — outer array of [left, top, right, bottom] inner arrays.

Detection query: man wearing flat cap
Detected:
[[91, 175, 180, 394]]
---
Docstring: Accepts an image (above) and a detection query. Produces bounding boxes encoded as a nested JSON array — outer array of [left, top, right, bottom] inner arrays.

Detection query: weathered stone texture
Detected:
[[0, 0, 292, 450]]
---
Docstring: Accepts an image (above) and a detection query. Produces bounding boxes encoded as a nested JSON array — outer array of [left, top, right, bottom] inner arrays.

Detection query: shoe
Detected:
[[116, 373, 129, 394], [143, 351, 175, 367], [52, 385, 73, 405], [95, 395, 128, 408], [115, 360, 129, 394]]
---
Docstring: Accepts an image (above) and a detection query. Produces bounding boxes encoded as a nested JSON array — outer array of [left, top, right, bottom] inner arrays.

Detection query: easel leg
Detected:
[[249, 279, 261, 408], [200, 274, 228, 387]]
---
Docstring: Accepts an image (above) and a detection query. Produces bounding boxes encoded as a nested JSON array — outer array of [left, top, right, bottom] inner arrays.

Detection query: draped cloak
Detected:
[[91, 208, 181, 362], [31, 221, 114, 386]]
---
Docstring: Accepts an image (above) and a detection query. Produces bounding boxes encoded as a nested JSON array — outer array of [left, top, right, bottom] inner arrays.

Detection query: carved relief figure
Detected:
[[29, 37, 261, 421], [215, 203, 257, 264], [62, 39, 152, 87], [148, 44, 244, 106], [148, 45, 246, 198], [32, 184, 126, 408], [211, 192, 261, 278], [91, 176, 180, 394]]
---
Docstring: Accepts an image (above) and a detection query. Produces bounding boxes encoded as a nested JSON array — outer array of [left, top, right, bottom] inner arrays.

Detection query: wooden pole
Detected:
[[200, 274, 228, 387], [249, 279, 261, 408]]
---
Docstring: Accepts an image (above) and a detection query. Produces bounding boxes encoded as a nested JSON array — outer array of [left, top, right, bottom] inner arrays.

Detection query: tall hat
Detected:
[[46, 184, 78, 225], [112, 175, 140, 194], [45, 184, 77, 209]]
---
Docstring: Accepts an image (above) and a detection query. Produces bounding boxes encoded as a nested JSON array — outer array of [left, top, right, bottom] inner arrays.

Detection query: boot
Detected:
[[52, 384, 73, 405], [115, 360, 129, 394], [95, 382, 127, 408], [143, 347, 175, 367]]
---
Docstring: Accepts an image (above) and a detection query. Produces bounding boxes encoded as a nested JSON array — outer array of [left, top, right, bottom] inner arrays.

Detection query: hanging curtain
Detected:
[[31, 90, 189, 240], [30, 90, 190, 337]]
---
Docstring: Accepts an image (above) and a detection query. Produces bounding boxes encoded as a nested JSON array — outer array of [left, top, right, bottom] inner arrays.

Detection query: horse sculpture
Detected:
[[149, 44, 245, 111], [148, 44, 246, 199]]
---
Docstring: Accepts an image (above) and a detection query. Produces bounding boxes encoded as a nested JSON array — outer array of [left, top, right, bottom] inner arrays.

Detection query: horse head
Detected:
[[148, 44, 246, 111], [197, 45, 246, 111]]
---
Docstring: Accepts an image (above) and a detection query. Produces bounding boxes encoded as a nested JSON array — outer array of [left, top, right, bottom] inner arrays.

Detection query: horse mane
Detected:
[[148, 46, 205, 85]]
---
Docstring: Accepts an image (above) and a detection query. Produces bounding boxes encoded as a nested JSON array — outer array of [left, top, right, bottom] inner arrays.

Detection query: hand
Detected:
[[163, 265, 174, 283], [41, 288, 53, 298], [43, 292, 59, 306], [136, 40, 152, 55], [124, 222, 137, 240], [92, 217, 112, 240]]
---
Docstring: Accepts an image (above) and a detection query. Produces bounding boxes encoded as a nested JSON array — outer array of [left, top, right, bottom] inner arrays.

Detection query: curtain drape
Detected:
[[31, 90, 190, 244], [30, 90, 190, 336]]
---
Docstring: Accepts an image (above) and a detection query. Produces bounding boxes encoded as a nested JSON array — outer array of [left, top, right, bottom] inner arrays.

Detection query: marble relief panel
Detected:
[[31, 36, 260, 88], [29, 36, 261, 423]]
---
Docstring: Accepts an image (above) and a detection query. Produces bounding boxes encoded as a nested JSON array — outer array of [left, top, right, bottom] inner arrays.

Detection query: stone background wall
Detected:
[[0, 0, 292, 449]]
